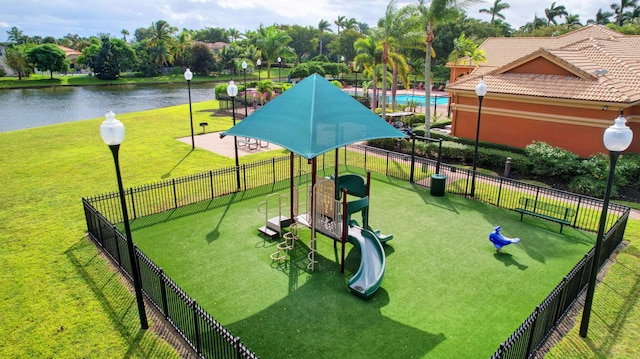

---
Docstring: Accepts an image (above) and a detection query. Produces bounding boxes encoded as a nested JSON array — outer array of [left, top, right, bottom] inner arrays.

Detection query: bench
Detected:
[[237, 137, 258, 150], [514, 197, 576, 233]]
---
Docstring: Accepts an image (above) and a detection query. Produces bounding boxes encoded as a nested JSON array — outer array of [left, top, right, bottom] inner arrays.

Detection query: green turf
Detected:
[[131, 171, 596, 358]]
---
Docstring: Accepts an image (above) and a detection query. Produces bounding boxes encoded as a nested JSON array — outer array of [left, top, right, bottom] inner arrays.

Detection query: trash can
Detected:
[[430, 174, 447, 196]]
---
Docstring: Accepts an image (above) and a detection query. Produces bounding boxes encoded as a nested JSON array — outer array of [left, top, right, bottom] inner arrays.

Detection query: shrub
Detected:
[[569, 175, 610, 198], [524, 141, 582, 181]]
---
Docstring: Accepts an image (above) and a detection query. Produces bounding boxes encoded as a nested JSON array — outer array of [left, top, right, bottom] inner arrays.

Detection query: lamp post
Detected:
[[100, 111, 148, 330], [471, 77, 487, 198], [277, 57, 281, 83], [340, 55, 345, 81], [184, 68, 194, 150], [579, 111, 633, 338], [241, 60, 248, 118], [353, 63, 359, 97], [256, 59, 261, 82], [226, 81, 241, 190]]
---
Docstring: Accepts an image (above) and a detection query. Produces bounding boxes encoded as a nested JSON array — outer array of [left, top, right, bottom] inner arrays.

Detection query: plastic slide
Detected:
[[346, 225, 386, 298]]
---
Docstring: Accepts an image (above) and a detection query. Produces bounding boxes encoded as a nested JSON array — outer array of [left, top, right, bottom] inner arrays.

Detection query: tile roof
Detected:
[[448, 25, 640, 104]]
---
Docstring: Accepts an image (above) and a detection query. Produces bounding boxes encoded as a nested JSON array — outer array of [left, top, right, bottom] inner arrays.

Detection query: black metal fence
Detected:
[[82, 143, 630, 359]]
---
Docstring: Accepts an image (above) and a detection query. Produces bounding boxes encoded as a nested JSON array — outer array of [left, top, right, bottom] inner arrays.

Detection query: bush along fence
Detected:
[[82, 143, 630, 359]]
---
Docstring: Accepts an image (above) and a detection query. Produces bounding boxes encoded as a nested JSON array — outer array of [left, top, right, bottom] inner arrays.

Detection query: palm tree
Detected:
[[377, 1, 415, 118], [318, 19, 332, 56], [611, 0, 639, 25], [335, 16, 347, 36], [354, 34, 381, 111], [146, 20, 177, 66], [587, 9, 614, 25], [565, 14, 583, 27], [121, 29, 130, 42], [412, 0, 480, 138], [172, 30, 193, 66], [228, 28, 241, 42], [255, 25, 295, 80], [479, 0, 510, 24], [545, 2, 568, 25]]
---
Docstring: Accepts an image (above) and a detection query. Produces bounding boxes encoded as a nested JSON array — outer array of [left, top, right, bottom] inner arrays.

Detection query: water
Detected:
[[0, 82, 218, 132], [389, 94, 450, 106]]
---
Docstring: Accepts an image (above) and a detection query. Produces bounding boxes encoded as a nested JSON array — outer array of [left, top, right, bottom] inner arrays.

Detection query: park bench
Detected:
[[514, 197, 576, 233], [237, 137, 258, 150]]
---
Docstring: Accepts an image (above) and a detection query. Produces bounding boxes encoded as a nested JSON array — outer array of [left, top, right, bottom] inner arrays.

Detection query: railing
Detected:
[[83, 143, 630, 359], [83, 200, 258, 359]]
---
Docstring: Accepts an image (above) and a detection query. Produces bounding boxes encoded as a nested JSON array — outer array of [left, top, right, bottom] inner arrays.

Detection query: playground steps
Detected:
[[258, 215, 292, 239]]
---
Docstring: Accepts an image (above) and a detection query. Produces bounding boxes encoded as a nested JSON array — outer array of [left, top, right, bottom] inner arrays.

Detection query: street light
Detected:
[[277, 57, 282, 83], [241, 60, 248, 118], [579, 111, 633, 338], [226, 81, 241, 190], [256, 59, 261, 82], [340, 55, 345, 81], [100, 111, 149, 330], [471, 77, 488, 197], [184, 68, 194, 150]]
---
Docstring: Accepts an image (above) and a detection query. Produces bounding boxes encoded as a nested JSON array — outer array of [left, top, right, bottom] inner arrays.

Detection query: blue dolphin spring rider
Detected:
[[489, 226, 521, 252]]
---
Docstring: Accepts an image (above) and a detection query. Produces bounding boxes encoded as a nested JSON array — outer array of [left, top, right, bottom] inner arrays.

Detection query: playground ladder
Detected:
[[258, 192, 291, 238]]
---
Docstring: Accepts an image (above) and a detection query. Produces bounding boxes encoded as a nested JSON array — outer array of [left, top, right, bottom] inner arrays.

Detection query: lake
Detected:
[[0, 82, 219, 133]]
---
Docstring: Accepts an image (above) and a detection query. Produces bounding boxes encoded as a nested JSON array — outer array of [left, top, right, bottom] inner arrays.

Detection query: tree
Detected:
[[6, 27, 27, 45], [27, 44, 69, 79], [587, 9, 614, 25], [284, 25, 318, 63], [335, 15, 347, 36], [187, 43, 216, 75], [411, 0, 479, 138], [545, 2, 568, 25], [4, 46, 30, 79], [255, 25, 296, 79], [228, 28, 241, 42], [318, 19, 333, 56], [144, 20, 177, 67], [611, 0, 639, 25], [81, 36, 135, 79], [354, 33, 381, 110], [479, 0, 510, 24], [121, 29, 130, 42]]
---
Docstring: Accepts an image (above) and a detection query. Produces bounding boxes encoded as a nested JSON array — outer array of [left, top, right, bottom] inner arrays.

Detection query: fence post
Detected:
[[192, 299, 201, 355], [159, 269, 169, 318], [112, 226, 123, 267], [497, 177, 503, 207], [208, 171, 214, 200], [436, 139, 442, 175], [573, 196, 582, 227], [242, 164, 247, 190], [172, 179, 178, 209], [410, 135, 416, 183], [364, 146, 368, 171], [525, 306, 541, 356], [234, 336, 241, 358], [385, 152, 390, 176], [129, 188, 137, 220], [272, 158, 276, 184]]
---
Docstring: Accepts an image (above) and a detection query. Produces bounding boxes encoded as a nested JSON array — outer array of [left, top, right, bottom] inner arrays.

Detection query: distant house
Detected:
[[58, 45, 82, 71], [446, 25, 640, 157], [194, 41, 228, 53]]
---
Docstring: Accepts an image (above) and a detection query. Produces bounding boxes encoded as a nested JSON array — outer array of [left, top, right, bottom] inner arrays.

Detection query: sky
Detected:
[[0, 1, 615, 42]]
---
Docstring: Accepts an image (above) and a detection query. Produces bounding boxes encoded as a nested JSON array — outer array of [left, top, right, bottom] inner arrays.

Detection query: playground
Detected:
[[130, 168, 595, 358]]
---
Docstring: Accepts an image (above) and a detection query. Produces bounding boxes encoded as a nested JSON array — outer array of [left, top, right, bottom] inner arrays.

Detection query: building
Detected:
[[446, 25, 640, 157]]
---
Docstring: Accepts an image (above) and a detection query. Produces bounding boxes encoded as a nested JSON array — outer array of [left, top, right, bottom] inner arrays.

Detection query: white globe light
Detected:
[[242, 61, 247, 69], [257, 59, 261, 66], [227, 80, 238, 97], [475, 78, 488, 97], [100, 111, 125, 146], [603, 113, 633, 152], [184, 68, 193, 81]]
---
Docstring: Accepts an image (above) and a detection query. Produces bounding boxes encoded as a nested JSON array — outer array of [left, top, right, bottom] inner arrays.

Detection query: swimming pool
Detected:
[[390, 94, 449, 106]]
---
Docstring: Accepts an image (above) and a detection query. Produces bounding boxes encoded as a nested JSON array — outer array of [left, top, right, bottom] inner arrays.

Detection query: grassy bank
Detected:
[[0, 98, 638, 357], [0, 100, 285, 357]]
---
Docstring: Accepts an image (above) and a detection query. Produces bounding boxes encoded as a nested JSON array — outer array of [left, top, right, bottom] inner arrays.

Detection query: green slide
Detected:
[[347, 224, 386, 299]]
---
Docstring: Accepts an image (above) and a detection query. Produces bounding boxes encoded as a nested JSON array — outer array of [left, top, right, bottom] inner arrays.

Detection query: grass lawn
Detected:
[[131, 170, 596, 358], [1, 95, 638, 358]]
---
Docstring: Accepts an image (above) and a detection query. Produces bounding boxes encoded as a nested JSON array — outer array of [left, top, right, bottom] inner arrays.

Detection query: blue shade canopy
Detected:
[[222, 74, 405, 159]]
